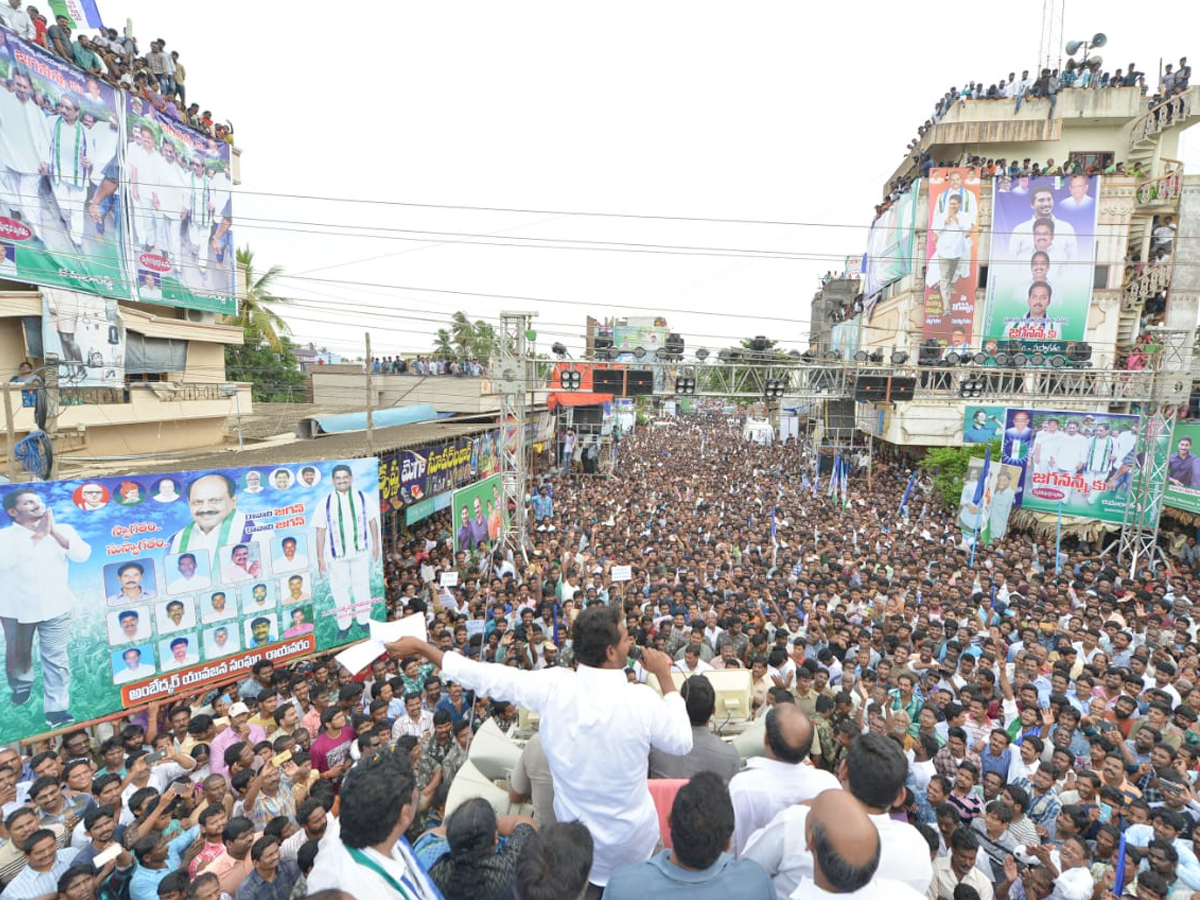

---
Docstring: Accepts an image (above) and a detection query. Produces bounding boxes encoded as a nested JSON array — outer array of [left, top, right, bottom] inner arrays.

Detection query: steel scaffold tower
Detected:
[[497, 311, 536, 555], [1118, 329, 1191, 576]]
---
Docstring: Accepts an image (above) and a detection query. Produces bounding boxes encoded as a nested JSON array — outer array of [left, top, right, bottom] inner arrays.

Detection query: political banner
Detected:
[[962, 405, 1005, 443], [0, 459, 384, 740], [862, 180, 918, 315], [923, 168, 981, 345], [451, 474, 506, 556], [957, 457, 1021, 547], [123, 102, 235, 314], [1002, 407, 1138, 523], [42, 288, 124, 387], [471, 430, 499, 480], [984, 175, 1100, 356], [0, 30, 128, 298], [378, 435, 479, 514], [830, 319, 860, 361], [1164, 421, 1200, 514]]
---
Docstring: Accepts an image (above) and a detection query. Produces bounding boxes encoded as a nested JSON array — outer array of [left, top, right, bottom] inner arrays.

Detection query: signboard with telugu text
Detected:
[[0, 459, 384, 740]]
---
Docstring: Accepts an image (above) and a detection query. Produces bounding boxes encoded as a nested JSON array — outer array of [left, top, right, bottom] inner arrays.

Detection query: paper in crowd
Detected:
[[334, 615, 429, 675]]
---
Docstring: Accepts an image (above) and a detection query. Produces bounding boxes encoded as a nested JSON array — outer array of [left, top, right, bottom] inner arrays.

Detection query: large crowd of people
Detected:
[[367, 356, 490, 376], [0, 2, 232, 142], [3, 419, 1200, 900], [910, 56, 1191, 150]]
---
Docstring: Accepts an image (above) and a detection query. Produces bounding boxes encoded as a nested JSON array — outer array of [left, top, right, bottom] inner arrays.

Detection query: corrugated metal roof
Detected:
[[57, 420, 497, 478]]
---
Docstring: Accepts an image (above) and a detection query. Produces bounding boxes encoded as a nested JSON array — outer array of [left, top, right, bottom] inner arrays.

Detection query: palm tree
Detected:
[[449, 311, 474, 359], [432, 329, 454, 359], [228, 246, 292, 350], [470, 320, 498, 365]]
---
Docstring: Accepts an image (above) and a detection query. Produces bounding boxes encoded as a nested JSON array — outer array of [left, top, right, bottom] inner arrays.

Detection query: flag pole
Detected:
[[1055, 498, 1064, 575]]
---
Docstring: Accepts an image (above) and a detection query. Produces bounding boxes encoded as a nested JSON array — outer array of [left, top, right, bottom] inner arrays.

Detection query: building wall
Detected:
[[311, 373, 500, 414], [0, 289, 252, 473]]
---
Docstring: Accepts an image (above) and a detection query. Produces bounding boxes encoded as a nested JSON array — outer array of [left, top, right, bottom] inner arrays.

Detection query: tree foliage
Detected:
[[919, 439, 1002, 510], [431, 311, 499, 365], [225, 324, 307, 402], [226, 247, 292, 351]]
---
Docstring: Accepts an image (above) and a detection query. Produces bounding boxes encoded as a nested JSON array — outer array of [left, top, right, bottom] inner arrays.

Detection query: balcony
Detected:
[[1123, 261, 1173, 310], [1130, 88, 1195, 145], [1135, 161, 1185, 207], [2, 381, 252, 470]]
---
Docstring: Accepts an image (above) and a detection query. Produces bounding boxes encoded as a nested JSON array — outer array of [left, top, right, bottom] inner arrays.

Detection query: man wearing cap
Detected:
[[107, 562, 156, 606], [0, 487, 91, 727], [209, 702, 266, 779]]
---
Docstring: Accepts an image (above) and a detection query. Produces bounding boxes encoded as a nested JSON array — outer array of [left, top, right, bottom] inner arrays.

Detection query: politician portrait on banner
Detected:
[[984, 175, 1100, 358], [123, 102, 235, 315], [0, 30, 127, 298], [922, 168, 981, 345], [1003, 407, 1137, 523], [0, 459, 384, 741]]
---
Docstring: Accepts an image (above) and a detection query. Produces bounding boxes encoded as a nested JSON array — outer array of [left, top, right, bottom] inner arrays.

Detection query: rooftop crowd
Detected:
[[0, 1, 233, 142], [4, 419, 1200, 900], [367, 357, 490, 376]]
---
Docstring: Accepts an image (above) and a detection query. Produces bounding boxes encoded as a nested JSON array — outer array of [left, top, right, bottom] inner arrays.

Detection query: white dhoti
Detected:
[[51, 180, 87, 247], [329, 555, 372, 631], [157, 213, 183, 271], [130, 198, 158, 251], [1, 169, 43, 237]]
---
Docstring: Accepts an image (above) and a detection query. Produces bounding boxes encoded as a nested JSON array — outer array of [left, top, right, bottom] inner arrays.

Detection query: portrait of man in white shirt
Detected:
[[112, 646, 156, 684]]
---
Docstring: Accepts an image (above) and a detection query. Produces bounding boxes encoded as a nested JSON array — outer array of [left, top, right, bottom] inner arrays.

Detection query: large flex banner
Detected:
[[923, 168, 981, 345], [0, 459, 384, 739], [984, 175, 1100, 355], [451, 474, 506, 556], [0, 30, 127, 298], [862, 180, 918, 309], [1002, 407, 1137, 523], [1164, 421, 1200, 515], [124, 103, 235, 314]]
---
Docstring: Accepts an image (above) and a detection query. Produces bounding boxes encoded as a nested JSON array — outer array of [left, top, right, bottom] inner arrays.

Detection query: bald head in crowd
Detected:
[[764, 703, 815, 763], [807, 789, 881, 892]]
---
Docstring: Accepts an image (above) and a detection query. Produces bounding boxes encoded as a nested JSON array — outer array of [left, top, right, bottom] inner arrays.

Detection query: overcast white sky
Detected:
[[117, 1, 1200, 360]]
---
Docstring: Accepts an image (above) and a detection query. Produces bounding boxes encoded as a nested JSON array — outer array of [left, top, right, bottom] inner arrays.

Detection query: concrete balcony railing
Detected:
[[1123, 262, 1173, 310], [1135, 161, 1185, 206], [1130, 87, 1196, 145]]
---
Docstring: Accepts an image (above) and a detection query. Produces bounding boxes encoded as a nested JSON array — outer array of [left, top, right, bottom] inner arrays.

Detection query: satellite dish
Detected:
[[1065, 39, 1083, 55], [1092, 33, 1107, 48]]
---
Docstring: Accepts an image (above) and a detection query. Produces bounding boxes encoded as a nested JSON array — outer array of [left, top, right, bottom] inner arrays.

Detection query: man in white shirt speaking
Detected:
[[386, 603, 691, 893]]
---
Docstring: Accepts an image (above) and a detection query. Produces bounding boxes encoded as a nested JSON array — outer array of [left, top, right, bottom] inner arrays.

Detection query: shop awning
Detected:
[[547, 391, 613, 409]]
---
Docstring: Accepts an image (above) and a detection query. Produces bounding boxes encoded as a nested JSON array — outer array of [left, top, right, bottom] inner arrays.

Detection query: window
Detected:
[[125, 333, 187, 376], [1067, 151, 1114, 173], [1094, 266, 1109, 290]]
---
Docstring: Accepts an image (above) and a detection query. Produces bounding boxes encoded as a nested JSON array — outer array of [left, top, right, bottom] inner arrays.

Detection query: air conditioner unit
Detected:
[[185, 309, 215, 324]]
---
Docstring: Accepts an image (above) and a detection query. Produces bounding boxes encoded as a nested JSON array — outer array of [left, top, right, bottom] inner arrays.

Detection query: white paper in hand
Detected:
[[334, 641, 384, 677], [369, 616, 428, 645], [336, 615, 431, 676]]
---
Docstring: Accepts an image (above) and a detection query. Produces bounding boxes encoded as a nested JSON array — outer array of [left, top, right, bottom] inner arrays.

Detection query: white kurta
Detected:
[[743, 805, 934, 899], [439, 652, 692, 885], [729, 755, 840, 858]]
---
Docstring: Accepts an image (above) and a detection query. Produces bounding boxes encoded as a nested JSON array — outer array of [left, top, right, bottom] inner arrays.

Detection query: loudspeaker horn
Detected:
[[1092, 33, 1107, 48], [1065, 39, 1083, 55]]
